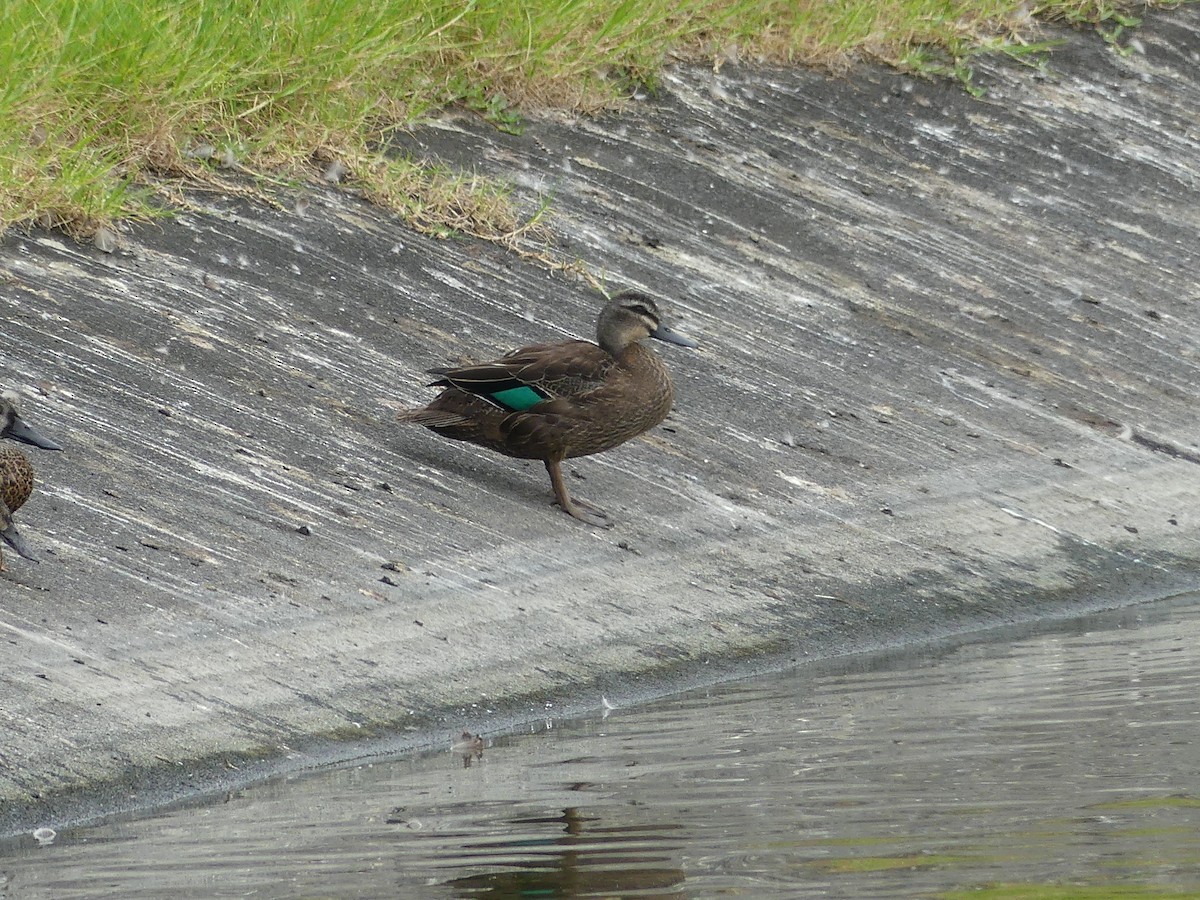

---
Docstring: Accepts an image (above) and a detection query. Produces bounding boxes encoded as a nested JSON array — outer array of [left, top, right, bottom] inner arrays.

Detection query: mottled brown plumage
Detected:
[[398, 291, 695, 526], [1, 391, 63, 570]]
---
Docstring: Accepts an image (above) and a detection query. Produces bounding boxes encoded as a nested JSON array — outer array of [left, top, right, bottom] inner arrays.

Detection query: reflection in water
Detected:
[[452, 731, 486, 768], [446, 808, 684, 897], [2, 595, 1200, 898]]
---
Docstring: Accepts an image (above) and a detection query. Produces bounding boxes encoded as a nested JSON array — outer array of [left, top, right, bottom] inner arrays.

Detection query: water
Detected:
[[4, 596, 1200, 899]]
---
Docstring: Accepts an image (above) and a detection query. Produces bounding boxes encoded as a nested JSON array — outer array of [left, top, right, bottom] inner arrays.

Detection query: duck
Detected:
[[452, 730, 486, 768], [1, 390, 63, 569], [397, 290, 696, 526], [452, 730, 485, 756]]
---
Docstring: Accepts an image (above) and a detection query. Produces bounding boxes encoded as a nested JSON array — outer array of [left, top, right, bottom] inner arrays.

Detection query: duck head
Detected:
[[596, 291, 698, 357]]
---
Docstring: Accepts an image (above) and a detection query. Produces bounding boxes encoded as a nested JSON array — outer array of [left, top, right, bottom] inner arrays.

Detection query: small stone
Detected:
[[323, 160, 349, 184], [186, 143, 214, 161], [93, 225, 119, 254]]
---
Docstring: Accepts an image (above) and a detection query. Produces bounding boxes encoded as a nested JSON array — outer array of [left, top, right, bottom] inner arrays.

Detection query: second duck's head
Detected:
[[0, 390, 64, 451], [596, 291, 697, 357]]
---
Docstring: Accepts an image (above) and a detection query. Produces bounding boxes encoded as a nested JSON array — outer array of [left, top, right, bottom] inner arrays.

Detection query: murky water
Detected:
[[4, 597, 1200, 899]]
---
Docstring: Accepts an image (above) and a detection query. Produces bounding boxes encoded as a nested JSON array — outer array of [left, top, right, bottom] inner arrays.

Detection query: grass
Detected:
[[812, 851, 972, 873], [0, 0, 1180, 244], [1091, 795, 1200, 810], [938, 885, 1200, 899]]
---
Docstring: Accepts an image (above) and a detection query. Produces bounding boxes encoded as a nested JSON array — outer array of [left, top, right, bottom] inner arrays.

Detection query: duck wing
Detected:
[[430, 340, 613, 412]]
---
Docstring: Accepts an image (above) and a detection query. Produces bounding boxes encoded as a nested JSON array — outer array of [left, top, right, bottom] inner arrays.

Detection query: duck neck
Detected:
[[612, 341, 658, 373], [599, 338, 624, 358]]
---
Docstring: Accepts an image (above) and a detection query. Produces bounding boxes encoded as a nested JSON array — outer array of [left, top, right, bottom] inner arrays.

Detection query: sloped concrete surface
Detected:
[[1, 8, 1198, 833]]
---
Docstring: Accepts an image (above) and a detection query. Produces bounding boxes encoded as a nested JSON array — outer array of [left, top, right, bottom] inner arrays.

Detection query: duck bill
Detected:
[[650, 323, 698, 349], [7, 415, 63, 451], [2, 523, 39, 562]]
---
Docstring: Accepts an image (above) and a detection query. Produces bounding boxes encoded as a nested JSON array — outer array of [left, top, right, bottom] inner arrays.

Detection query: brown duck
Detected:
[[1, 391, 63, 569], [398, 291, 696, 526]]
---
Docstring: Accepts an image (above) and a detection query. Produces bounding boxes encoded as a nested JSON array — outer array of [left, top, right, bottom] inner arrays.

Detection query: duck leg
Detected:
[[544, 459, 612, 528]]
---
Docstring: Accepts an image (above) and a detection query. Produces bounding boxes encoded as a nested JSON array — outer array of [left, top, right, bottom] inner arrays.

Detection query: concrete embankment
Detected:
[[1, 7, 1197, 835]]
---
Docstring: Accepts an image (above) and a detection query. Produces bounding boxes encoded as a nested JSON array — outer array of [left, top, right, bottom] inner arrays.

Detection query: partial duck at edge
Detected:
[[1, 390, 63, 569]]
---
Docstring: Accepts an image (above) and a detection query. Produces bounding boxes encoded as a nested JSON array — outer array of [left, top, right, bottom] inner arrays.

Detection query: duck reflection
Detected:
[[444, 807, 685, 897], [452, 731, 485, 768]]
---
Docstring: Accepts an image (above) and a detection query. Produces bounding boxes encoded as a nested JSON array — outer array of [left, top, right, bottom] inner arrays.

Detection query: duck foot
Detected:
[[556, 495, 612, 528], [545, 459, 614, 528]]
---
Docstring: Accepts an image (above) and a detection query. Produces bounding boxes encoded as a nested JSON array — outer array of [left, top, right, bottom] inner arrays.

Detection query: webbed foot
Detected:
[[545, 459, 614, 528], [558, 495, 612, 528]]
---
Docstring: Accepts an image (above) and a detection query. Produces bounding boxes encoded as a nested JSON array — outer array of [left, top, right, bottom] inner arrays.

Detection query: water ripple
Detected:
[[4, 597, 1200, 898]]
